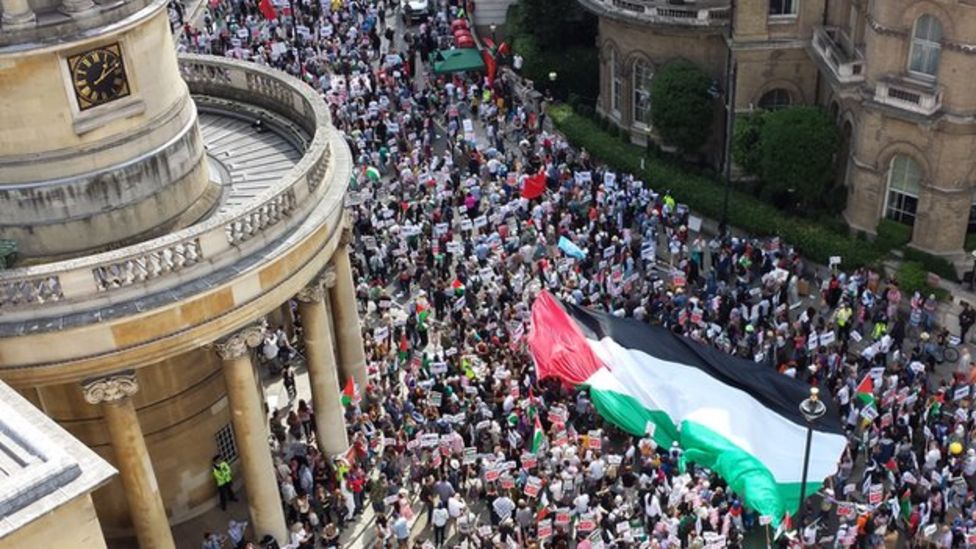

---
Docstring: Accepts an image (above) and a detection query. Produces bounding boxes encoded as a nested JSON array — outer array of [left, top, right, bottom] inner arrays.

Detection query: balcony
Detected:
[[811, 26, 865, 84], [578, 0, 731, 28], [0, 55, 351, 384], [873, 76, 943, 117]]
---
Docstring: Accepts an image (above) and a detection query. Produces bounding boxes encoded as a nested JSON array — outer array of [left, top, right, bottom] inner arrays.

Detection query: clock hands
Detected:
[[93, 62, 120, 87]]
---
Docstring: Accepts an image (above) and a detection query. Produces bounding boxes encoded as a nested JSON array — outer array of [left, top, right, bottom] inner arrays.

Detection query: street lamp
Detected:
[[490, 23, 497, 41], [548, 71, 558, 82], [797, 387, 826, 530]]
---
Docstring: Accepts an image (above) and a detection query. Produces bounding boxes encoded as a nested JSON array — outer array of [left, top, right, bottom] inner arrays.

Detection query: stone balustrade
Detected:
[[873, 76, 943, 117], [0, 55, 337, 317], [579, 0, 731, 27], [811, 26, 865, 85]]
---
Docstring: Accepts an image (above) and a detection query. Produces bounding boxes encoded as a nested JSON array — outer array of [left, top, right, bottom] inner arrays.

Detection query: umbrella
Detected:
[[365, 166, 381, 181]]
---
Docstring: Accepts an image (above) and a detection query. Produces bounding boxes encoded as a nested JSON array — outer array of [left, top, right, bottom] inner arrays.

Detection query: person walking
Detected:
[[212, 454, 237, 511], [432, 502, 450, 546]]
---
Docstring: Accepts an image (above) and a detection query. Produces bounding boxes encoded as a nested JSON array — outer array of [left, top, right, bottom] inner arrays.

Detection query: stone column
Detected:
[[1, 0, 35, 29], [82, 372, 175, 549], [60, 0, 95, 17], [215, 327, 289, 544], [329, 227, 368, 392], [296, 271, 349, 456]]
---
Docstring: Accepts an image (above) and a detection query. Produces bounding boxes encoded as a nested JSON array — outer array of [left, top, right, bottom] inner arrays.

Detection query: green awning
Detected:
[[431, 48, 485, 75]]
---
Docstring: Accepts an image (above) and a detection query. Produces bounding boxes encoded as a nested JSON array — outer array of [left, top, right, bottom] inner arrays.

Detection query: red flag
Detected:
[[521, 172, 546, 199], [258, 0, 276, 20]]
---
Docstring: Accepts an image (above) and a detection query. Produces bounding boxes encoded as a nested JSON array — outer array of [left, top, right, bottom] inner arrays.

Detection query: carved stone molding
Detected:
[[213, 325, 265, 360], [82, 371, 139, 405], [295, 279, 326, 303], [321, 266, 337, 288]]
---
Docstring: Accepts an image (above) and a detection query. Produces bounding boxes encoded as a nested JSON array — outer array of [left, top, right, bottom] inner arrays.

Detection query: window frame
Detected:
[[610, 49, 622, 118], [632, 60, 653, 128], [884, 155, 922, 226], [908, 14, 943, 79], [758, 88, 792, 110], [768, 0, 798, 18]]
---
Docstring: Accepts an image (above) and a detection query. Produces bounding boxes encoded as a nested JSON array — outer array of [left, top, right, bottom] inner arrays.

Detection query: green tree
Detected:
[[758, 106, 839, 210], [650, 61, 715, 153], [732, 111, 766, 177], [516, 0, 596, 49]]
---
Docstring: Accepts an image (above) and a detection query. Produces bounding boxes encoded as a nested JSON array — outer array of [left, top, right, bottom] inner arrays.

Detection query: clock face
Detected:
[[67, 43, 130, 111]]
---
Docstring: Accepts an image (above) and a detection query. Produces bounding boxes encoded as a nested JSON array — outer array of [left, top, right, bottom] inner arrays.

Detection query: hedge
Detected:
[[875, 219, 912, 253], [549, 105, 885, 268], [902, 247, 959, 283], [897, 261, 950, 301]]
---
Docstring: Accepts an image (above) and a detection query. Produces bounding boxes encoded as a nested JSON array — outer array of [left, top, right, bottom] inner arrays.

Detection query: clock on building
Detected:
[[67, 43, 131, 111]]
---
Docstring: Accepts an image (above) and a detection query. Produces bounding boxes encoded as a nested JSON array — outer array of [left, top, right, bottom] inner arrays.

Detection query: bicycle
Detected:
[[921, 331, 960, 364]]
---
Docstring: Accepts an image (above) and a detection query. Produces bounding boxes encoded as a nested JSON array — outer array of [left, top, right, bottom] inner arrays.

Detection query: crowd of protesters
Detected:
[[178, 0, 976, 548]]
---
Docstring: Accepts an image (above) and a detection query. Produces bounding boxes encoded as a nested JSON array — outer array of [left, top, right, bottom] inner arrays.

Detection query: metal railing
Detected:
[[0, 55, 339, 313]]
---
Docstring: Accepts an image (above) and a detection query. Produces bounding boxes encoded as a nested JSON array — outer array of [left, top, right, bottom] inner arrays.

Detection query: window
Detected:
[[885, 155, 922, 225], [633, 60, 653, 127], [758, 89, 792, 110], [610, 50, 621, 116], [769, 0, 797, 16], [968, 195, 976, 234], [215, 424, 239, 463], [909, 15, 943, 77]]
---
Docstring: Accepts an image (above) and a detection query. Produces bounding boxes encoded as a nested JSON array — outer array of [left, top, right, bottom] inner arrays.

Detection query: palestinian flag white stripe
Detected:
[[528, 291, 848, 524]]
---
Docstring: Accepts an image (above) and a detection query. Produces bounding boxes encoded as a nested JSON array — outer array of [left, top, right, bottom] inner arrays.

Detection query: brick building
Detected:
[[579, 0, 976, 259]]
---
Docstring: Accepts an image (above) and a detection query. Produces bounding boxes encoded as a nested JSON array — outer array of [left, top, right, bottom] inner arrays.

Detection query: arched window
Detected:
[[885, 155, 922, 225], [633, 60, 653, 127], [610, 49, 622, 116], [909, 15, 943, 77], [758, 88, 791, 110]]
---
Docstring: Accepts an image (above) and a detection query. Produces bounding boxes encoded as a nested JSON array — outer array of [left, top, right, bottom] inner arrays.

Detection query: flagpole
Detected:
[[765, 524, 771, 549]]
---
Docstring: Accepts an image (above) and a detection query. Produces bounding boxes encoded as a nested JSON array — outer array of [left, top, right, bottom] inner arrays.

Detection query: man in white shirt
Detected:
[[432, 502, 450, 546]]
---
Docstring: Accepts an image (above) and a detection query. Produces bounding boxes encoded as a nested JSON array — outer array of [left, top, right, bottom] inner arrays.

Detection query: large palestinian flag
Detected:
[[527, 291, 847, 524]]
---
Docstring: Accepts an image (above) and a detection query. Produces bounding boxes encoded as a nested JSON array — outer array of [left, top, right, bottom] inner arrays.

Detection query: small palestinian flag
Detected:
[[451, 279, 465, 296], [899, 488, 912, 520], [341, 378, 358, 407], [774, 511, 794, 540], [527, 291, 847, 527], [856, 375, 875, 406], [398, 333, 409, 362], [531, 413, 544, 454]]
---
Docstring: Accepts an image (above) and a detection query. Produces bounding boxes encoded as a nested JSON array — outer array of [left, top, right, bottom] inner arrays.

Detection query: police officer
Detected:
[[212, 454, 237, 511]]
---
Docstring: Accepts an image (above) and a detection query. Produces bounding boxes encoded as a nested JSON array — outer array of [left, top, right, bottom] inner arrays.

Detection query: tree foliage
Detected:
[[515, 0, 596, 49], [732, 111, 766, 177], [758, 106, 839, 210], [650, 61, 715, 153]]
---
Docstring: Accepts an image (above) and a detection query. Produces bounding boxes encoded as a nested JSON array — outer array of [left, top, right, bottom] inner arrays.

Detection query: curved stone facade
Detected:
[[0, 1, 212, 259], [583, 0, 976, 261], [0, 55, 359, 546]]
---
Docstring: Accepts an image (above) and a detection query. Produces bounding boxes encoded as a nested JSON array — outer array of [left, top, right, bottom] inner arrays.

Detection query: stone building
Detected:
[[0, 377, 116, 548], [0, 0, 358, 546], [579, 0, 976, 259]]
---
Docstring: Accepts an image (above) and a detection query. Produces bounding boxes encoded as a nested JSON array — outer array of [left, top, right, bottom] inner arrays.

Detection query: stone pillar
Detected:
[[82, 372, 175, 549], [329, 227, 368, 392], [1, 0, 35, 29], [295, 271, 350, 456], [909, 186, 968, 255], [60, 0, 96, 17], [214, 327, 289, 544]]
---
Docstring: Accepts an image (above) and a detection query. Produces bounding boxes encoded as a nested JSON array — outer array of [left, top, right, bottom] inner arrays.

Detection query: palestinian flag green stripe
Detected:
[[528, 292, 847, 526]]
